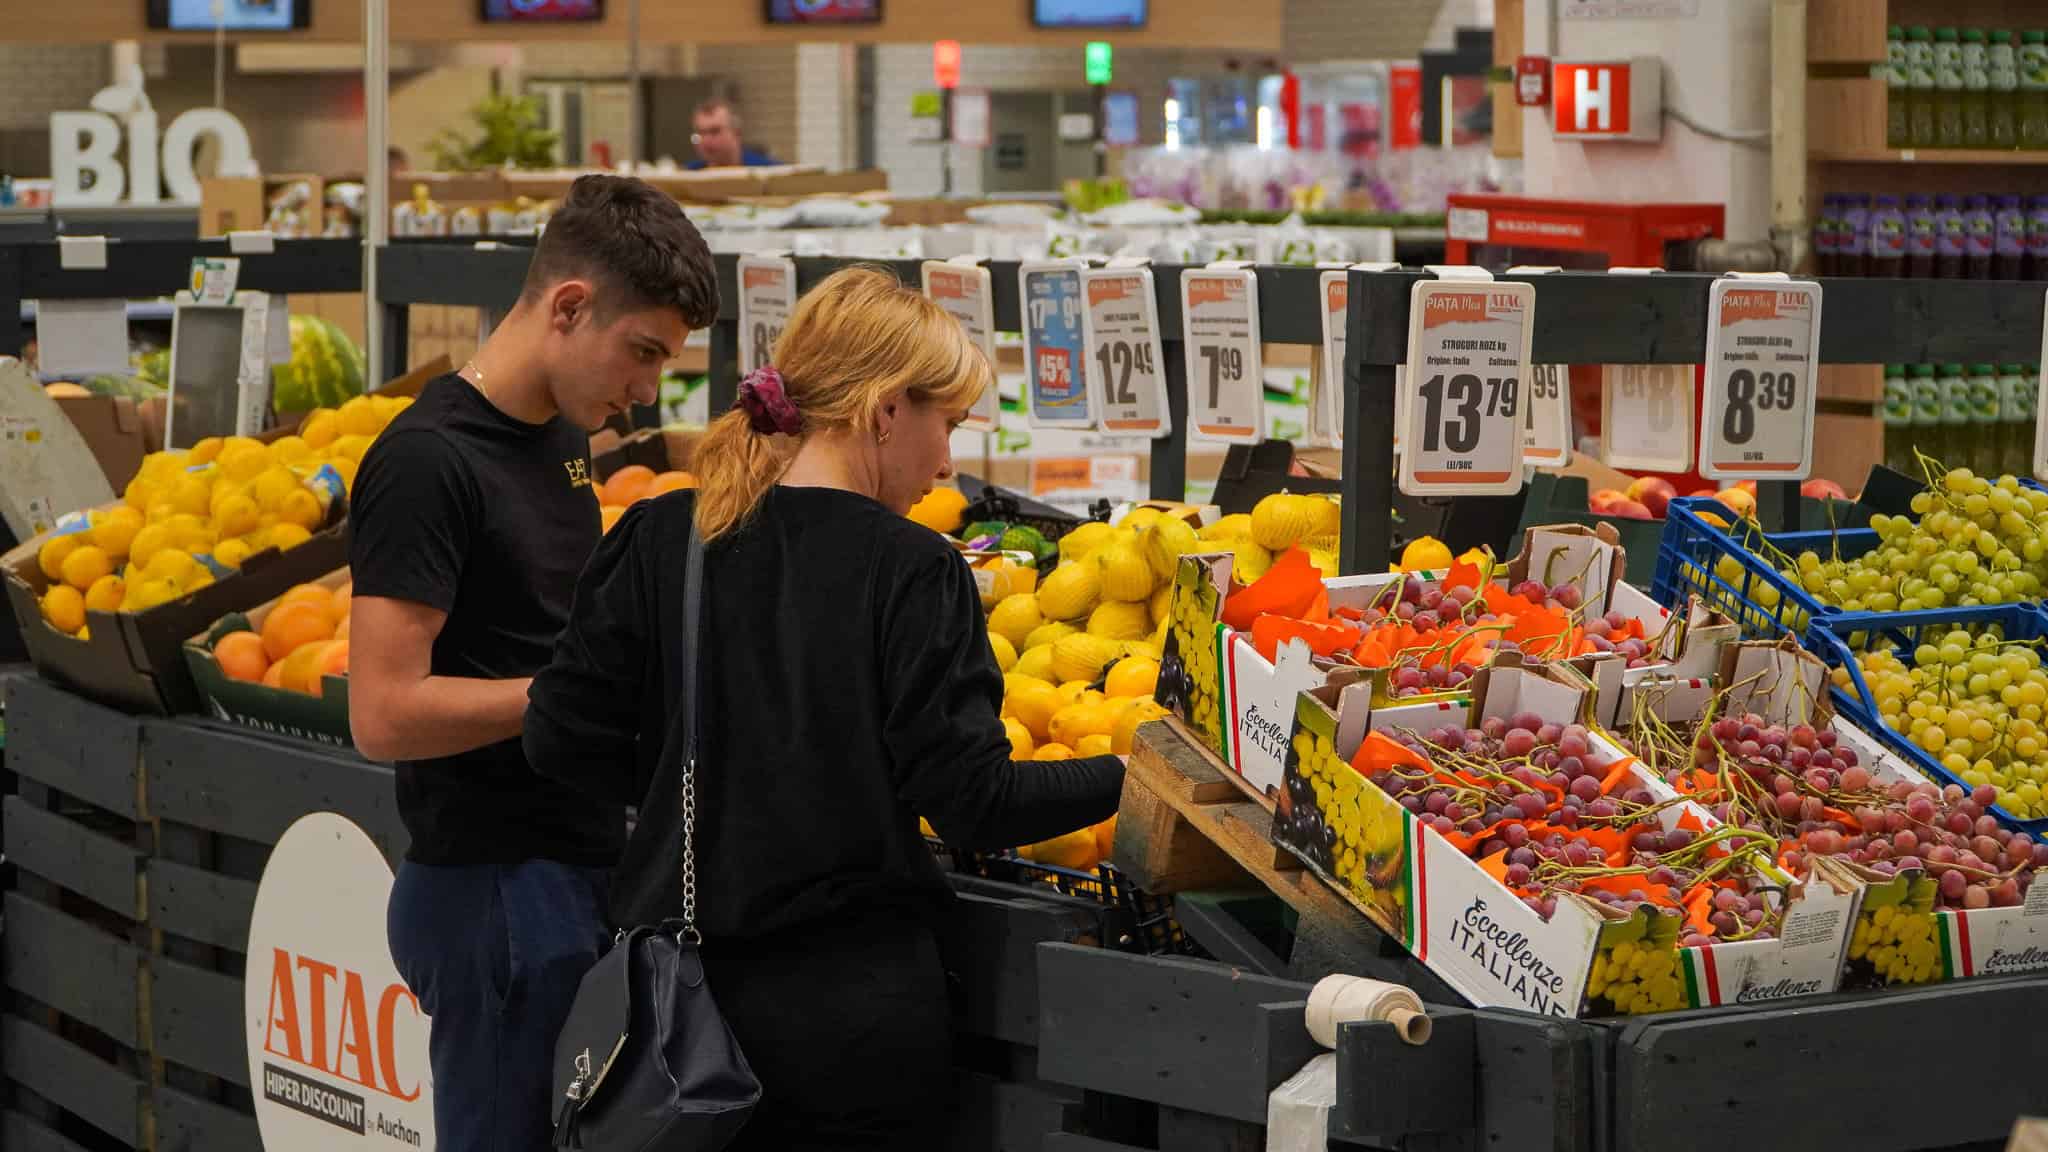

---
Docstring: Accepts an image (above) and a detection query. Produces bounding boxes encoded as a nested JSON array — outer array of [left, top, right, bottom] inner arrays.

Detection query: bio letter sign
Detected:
[[1021, 262, 1096, 428], [921, 260, 999, 431], [1400, 280, 1533, 496], [1181, 267, 1264, 443], [1080, 266, 1169, 436], [53, 73, 255, 206], [247, 813, 434, 1151], [736, 255, 796, 378], [1699, 278, 1821, 480]]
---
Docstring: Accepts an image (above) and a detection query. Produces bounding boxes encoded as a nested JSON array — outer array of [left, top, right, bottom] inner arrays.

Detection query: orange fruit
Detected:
[[215, 631, 270, 683], [646, 471, 698, 497], [316, 638, 349, 682], [331, 581, 352, 620], [1104, 656, 1160, 700], [1034, 742, 1075, 761], [601, 465, 656, 507], [601, 505, 626, 534], [277, 583, 339, 621], [280, 640, 332, 695], [333, 614, 351, 641], [262, 661, 286, 689], [1030, 827, 1099, 870], [261, 601, 336, 663], [1092, 816, 1119, 861]]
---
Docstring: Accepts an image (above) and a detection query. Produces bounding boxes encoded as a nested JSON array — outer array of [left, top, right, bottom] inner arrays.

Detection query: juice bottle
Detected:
[[1910, 364, 1944, 470], [1869, 194, 1907, 277], [1965, 194, 1996, 279], [1963, 30, 1992, 147], [1882, 364, 1914, 473], [1812, 195, 1840, 276], [1968, 363, 2003, 474], [1838, 194, 1870, 277], [1887, 26, 1913, 148], [1934, 195, 1968, 278], [2023, 31, 2048, 149], [1905, 194, 1938, 277], [1990, 30, 2020, 148], [1934, 29, 1966, 147], [2000, 362, 2035, 477], [1908, 28, 1939, 147], [1996, 194, 2028, 279], [1940, 363, 1972, 467], [2029, 195, 2048, 279]]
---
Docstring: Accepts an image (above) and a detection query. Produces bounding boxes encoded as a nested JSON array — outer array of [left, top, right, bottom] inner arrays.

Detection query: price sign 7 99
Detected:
[[1699, 278, 1822, 480], [1399, 280, 1534, 496]]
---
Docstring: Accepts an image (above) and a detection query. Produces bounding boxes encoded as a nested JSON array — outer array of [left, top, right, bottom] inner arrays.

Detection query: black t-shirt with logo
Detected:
[[347, 373, 624, 866]]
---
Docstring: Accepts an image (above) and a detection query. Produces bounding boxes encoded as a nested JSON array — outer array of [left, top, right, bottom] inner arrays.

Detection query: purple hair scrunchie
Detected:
[[737, 365, 803, 436]]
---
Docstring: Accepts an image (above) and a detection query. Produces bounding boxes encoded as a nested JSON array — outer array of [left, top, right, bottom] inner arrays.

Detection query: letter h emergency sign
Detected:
[[1551, 59, 1663, 142]]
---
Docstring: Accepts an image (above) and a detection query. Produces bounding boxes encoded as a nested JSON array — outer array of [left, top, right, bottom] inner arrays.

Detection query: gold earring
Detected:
[[877, 429, 892, 445]]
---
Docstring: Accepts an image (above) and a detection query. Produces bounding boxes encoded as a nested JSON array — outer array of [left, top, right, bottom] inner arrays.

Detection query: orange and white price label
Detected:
[[1399, 279, 1533, 496], [1080, 266, 1169, 437], [1181, 266, 1264, 443], [736, 254, 796, 377], [921, 259, 998, 432], [1699, 276, 1822, 480]]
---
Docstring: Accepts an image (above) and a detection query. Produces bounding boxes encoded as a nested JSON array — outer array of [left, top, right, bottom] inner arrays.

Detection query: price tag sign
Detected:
[[1020, 262, 1096, 429], [190, 257, 240, 305], [1523, 363, 1572, 467], [1181, 266, 1264, 443], [1601, 365, 1694, 473], [921, 259, 999, 432], [1699, 277, 1822, 480], [1314, 271, 1348, 447], [1079, 265, 1169, 436], [1398, 279, 1533, 496], [736, 254, 797, 377]]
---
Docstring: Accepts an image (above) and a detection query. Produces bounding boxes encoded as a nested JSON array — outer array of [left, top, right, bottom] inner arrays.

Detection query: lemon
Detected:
[[278, 487, 325, 531], [338, 396, 382, 438], [1033, 743, 1077, 762], [219, 441, 271, 484], [37, 533, 80, 581], [300, 410, 341, 450], [84, 574, 125, 614], [990, 632, 1018, 673], [988, 593, 1045, 649], [125, 578, 178, 613], [1400, 535, 1454, 574], [1003, 717, 1035, 759], [1105, 656, 1160, 699], [1029, 827, 1097, 868], [1012, 645, 1057, 683], [213, 537, 253, 570], [167, 514, 216, 552], [372, 393, 412, 422], [127, 523, 173, 570], [1076, 734, 1115, 758], [41, 585, 85, 634], [252, 467, 303, 513], [91, 506, 144, 558], [268, 435, 313, 465], [123, 475, 156, 511], [60, 544, 113, 592], [1049, 699, 1118, 748], [186, 436, 225, 465], [213, 490, 262, 538], [1006, 678, 1062, 744], [1112, 699, 1169, 754], [144, 548, 200, 587], [328, 434, 374, 464], [169, 472, 214, 517], [146, 502, 178, 524], [269, 523, 313, 551]]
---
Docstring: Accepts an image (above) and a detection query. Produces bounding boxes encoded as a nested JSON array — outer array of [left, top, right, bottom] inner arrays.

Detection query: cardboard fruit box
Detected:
[[1154, 524, 1730, 810], [3, 504, 348, 716], [1270, 655, 1860, 1017], [1617, 641, 2048, 992], [183, 567, 352, 748]]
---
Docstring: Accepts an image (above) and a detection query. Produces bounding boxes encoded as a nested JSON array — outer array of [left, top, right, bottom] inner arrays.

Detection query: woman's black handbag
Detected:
[[551, 519, 760, 1150]]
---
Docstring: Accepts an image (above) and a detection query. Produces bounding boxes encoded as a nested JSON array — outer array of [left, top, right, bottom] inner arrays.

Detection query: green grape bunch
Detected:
[[1586, 938, 1685, 1016]]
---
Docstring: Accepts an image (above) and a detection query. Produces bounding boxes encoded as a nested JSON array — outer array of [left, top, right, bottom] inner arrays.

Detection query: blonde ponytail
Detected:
[[692, 266, 992, 543]]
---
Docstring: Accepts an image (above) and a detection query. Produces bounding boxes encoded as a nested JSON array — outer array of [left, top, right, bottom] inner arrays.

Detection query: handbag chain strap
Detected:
[[679, 510, 706, 944]]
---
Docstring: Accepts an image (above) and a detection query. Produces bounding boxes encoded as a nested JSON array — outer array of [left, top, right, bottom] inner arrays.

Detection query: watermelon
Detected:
[[271, 314, 366, 414]]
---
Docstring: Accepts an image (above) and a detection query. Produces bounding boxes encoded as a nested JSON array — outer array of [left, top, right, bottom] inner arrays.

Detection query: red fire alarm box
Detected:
[[1443, 194, 1725, 491], [1515, 56, 1550, 106]]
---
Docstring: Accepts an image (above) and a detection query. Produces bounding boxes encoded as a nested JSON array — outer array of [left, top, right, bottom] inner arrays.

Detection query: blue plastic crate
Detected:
[[1650, 496, 1880, 639], [1805, 604, 2048, 843]]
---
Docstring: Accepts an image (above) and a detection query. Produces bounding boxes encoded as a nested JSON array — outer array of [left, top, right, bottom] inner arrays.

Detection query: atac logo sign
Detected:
[[247, 814, 435, 1151]]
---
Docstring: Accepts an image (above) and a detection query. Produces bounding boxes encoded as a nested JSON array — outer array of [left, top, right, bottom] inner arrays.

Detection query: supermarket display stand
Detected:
[[1338, 269, 2048, 575]]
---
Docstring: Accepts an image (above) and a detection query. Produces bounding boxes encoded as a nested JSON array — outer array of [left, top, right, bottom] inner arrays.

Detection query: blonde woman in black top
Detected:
[[526, 267, 1122, 1149]]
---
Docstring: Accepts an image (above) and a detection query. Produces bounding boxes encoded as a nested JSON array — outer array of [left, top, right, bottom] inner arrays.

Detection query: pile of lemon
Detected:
[[33, 393, 406, 639]]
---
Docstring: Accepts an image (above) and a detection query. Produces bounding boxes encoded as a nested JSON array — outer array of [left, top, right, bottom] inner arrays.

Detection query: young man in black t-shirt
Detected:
[[348, 175, 717, 1152]]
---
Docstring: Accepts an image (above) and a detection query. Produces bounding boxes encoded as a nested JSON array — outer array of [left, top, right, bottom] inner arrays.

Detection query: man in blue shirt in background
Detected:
[[688, 99, 779, 169]]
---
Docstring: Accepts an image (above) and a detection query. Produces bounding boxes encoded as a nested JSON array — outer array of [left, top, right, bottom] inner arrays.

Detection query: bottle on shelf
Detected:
[[1940, 363, 1972, 465], [1839, 194, 1871, 277], [1870, 194, 1907, 278], [1968, 363, 2003, 474], [1882, 363, 1915, 473], [1990, 30, 2021, 149], [1934, 194, 1968, 278], [1965, 194, 1996, 279], [1996, 195, 2028, 279], [1908, 27, 1939, 147], [2023, 31, 2048, 150], [1934, 28, 1966, 147], [1910, 364, 1944, 465], [1812, 195, 1840, 276], [1887, 25, 1913, 149], [1906, 194, 1939, 278], [1999, 362, 2035, 477], [2029, 195, 2048, 279], [1963, 29, 1992, 148]]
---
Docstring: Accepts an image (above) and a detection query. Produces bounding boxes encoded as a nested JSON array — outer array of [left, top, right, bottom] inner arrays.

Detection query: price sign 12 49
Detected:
[[1080, 266, 1170, 437], [1399, 280, 1533, 496], [1699, 278, 1822, 480], [736, 255, 796, 377]]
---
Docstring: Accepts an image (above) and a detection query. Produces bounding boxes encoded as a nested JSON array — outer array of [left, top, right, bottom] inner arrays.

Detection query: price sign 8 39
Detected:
[[736, 255, 796, 377], [1699, 277, 1822, 481], [1399, 280, 1534, 496]]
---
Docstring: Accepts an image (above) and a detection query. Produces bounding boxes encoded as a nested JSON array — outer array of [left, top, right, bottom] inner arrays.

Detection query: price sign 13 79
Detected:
[[1399, 280, 1534, 496]]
